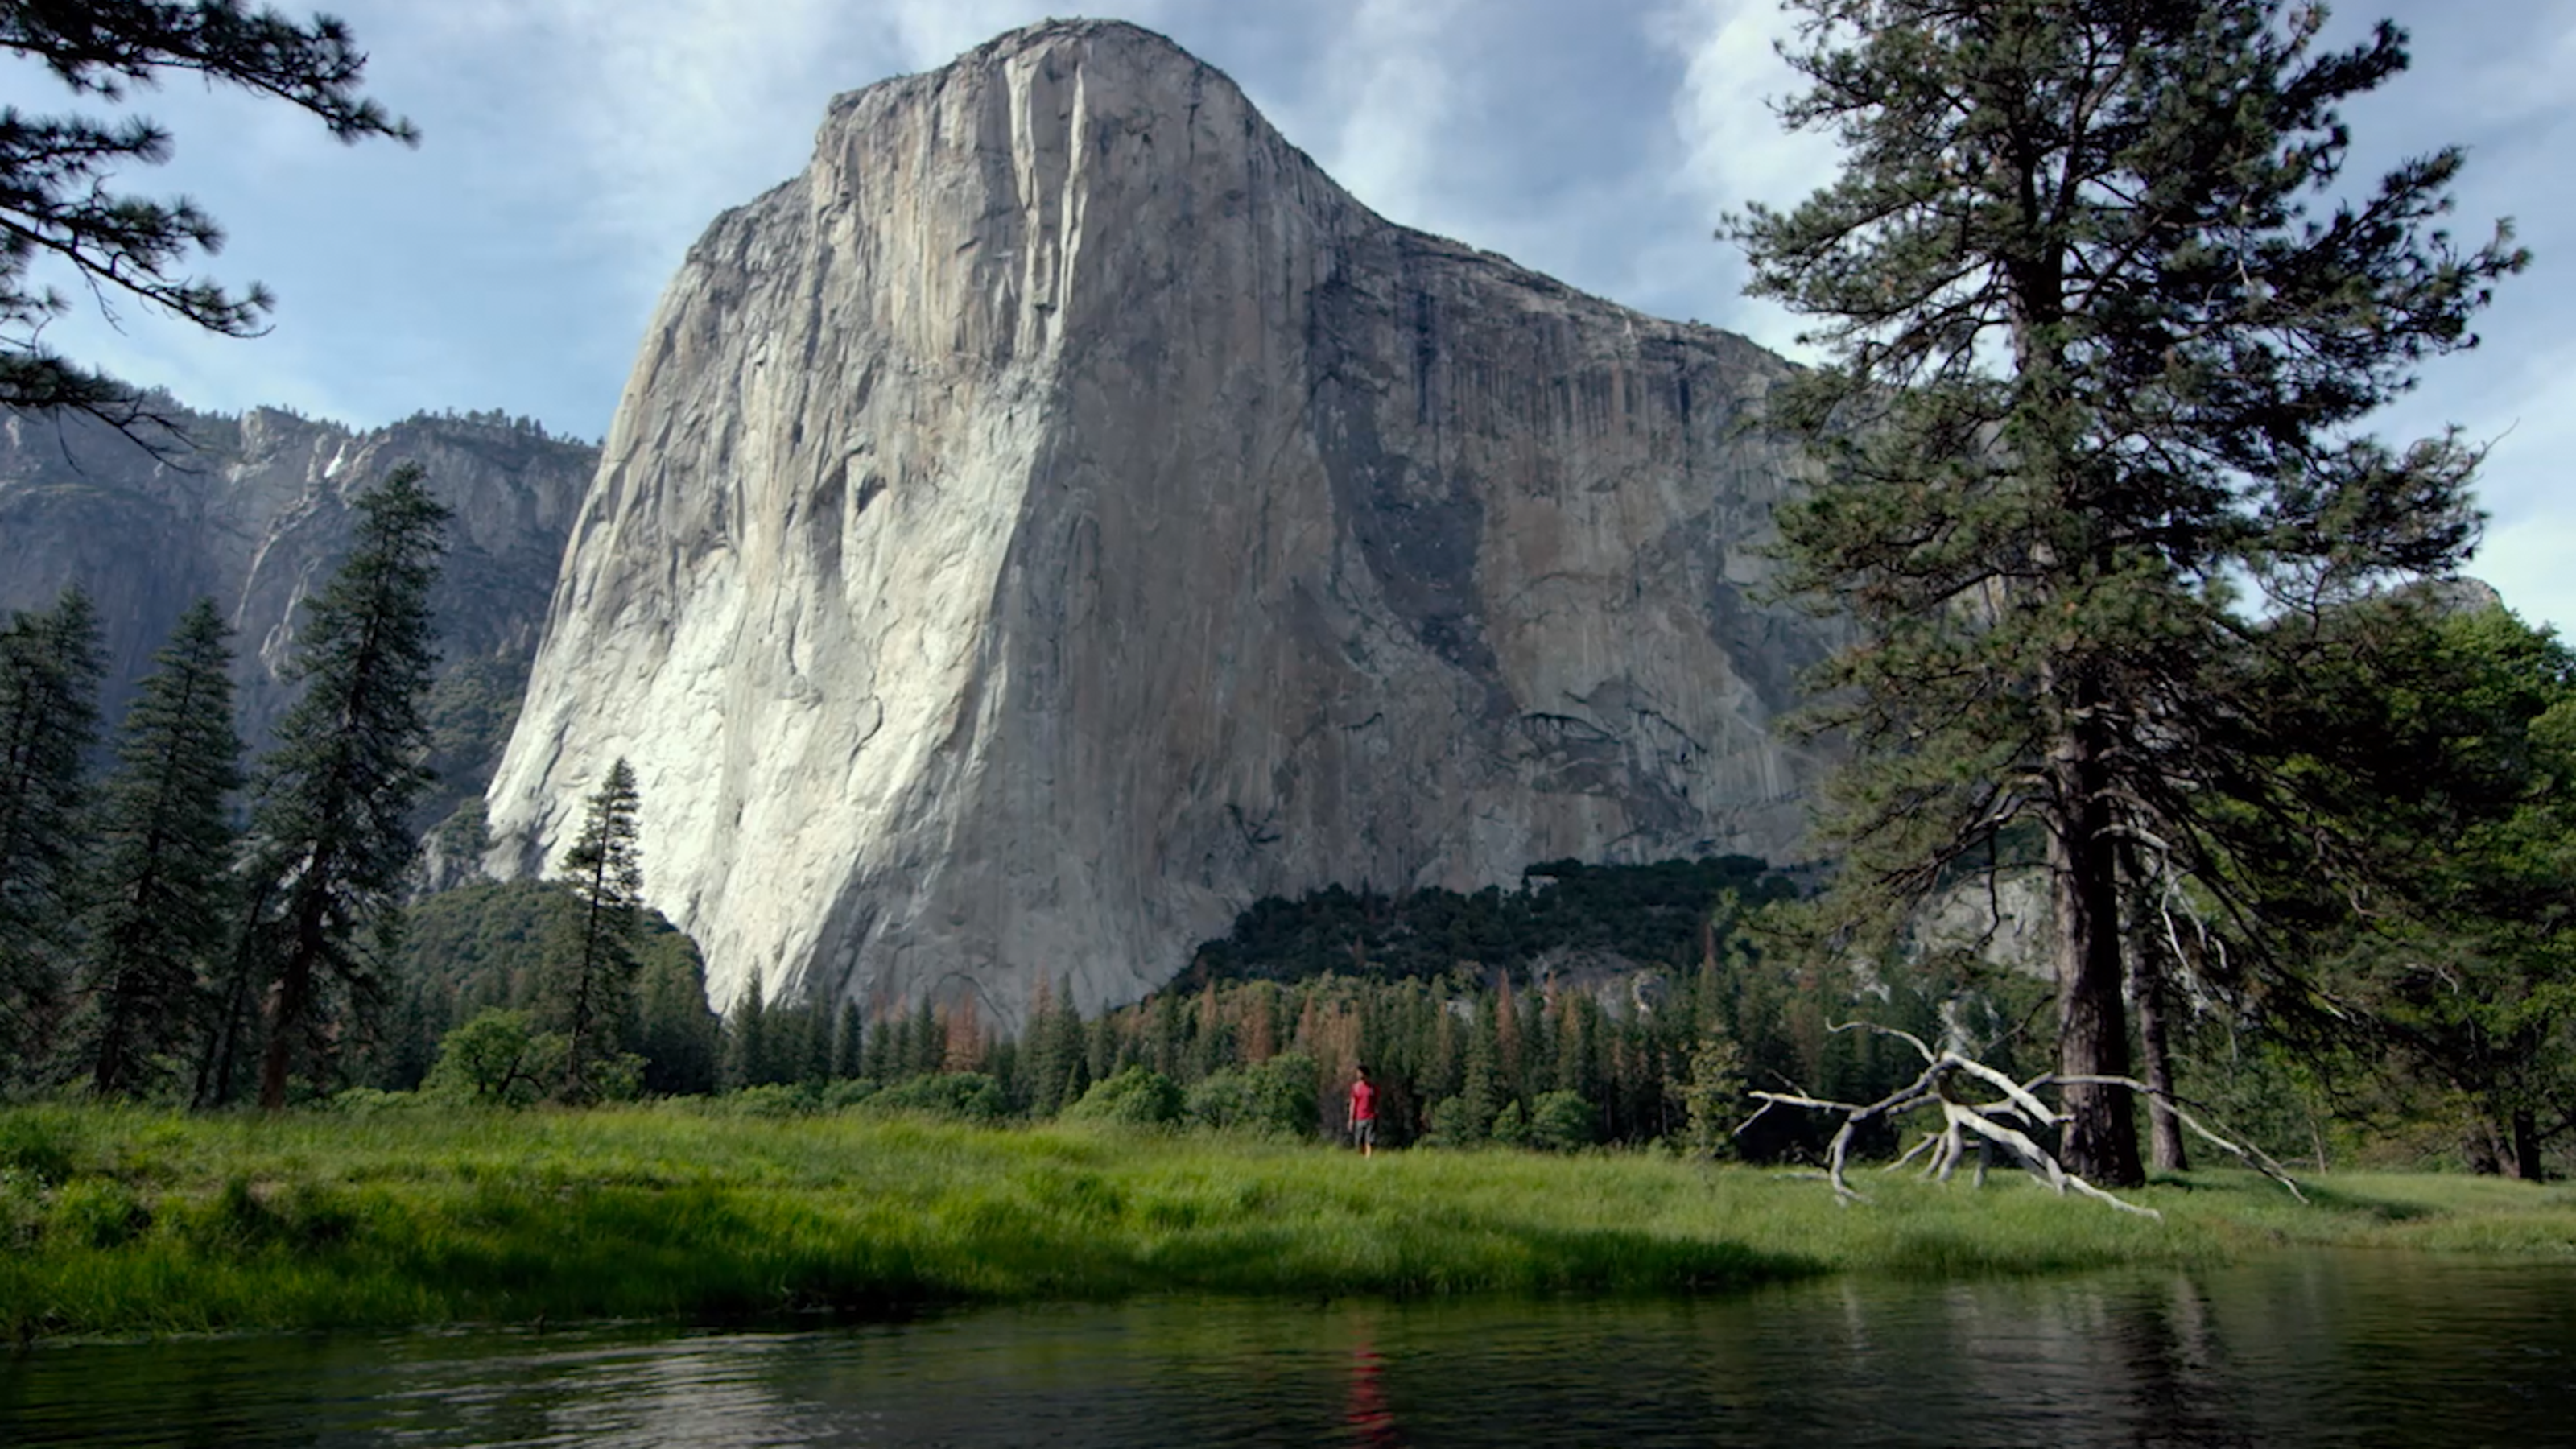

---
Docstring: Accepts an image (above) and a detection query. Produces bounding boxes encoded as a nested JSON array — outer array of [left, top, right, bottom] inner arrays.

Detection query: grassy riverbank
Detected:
[[4, 1103, 2572, 1339]]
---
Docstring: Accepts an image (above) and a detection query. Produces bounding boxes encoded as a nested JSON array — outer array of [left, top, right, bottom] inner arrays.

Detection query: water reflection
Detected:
[[4, 1253, 2570, 1446], [1346, 1330, 1401, 1448]]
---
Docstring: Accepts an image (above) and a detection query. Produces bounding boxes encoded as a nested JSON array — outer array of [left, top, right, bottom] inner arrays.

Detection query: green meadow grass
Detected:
[[2, 1103, 2571, 1338]]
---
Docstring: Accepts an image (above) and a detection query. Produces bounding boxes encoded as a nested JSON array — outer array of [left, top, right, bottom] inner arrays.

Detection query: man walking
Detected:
[[1348, 1063, 1378, 1158]]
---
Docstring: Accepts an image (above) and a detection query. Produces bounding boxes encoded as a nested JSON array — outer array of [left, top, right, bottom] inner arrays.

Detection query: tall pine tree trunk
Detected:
[[196, 878, 271, 1108], [2135, 945, 2189, 1174], [259, 869, 333, 1111], [2122, 847, 2190, 1174], [2050, 720, 2145, 1188]]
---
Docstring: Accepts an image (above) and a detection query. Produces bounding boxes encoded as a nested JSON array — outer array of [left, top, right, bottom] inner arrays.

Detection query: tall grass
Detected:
[[2, 1103, 2570, 1339]]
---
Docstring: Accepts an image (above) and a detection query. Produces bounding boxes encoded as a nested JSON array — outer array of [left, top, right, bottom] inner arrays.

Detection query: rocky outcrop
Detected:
[[0, 402, 597, 834], [485, 19, 1837, 1026]]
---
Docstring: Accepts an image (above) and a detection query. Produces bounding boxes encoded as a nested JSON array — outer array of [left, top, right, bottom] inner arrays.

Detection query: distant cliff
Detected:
[[486, 19, 1839, 1026], [0, 402, 597, 854]]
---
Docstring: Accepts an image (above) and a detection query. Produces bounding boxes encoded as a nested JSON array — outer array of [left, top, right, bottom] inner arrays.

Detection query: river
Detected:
[[4, 1252, 2569, 1445]]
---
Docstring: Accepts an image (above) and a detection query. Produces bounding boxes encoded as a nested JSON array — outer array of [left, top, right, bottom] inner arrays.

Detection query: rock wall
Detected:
[[485, 19, 1836, 1025], [0, 402, 597, 835]]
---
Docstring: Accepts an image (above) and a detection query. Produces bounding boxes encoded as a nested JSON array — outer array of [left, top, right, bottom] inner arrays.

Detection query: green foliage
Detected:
[[820, 1077, 879, 1112], [1195, 857, 1791, 984], [393, 879, 566, 1013], [722, 976, 774, 1091], [232, 464, 450, 1110], [0, 0, 414, 431], [832, 1001, 865, 1082], [868, 1071, 1006, 1122], [1426, 1093, 1494, 1149], [324, 1087, 425, 1118], [423, 1009, 563, 1109], [1184, 1053, 1319, 1138], [386, 877, 714, 1099], [68, 599, 242, 1098], [414, 654, 528, 835], [1527, 1090, 1596, 1154], [720, 1082, 819, 1118], [635, 929, 720, 1097], [1065, 1065, 1183, 1129], [2222, 601, 2576, 1175], [1679, 1026, 1749, 1162], [1724, 0, 2524, 1187], [0, 1107, 75, 1183], [0, 585, 103, 1082]]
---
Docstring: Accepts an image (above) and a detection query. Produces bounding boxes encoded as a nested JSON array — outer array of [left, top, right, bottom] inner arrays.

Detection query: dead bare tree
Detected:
[[1739, 1023, 2306, 1217]]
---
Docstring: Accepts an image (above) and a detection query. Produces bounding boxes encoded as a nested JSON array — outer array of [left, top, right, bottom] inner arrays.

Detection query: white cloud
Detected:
[[452, 0, 880, 304], [2442, 339, 2576, 634], [2470, 514, 2576, 638], [1302, 0, 1472, 233], [1649, 0, 1839, 356]]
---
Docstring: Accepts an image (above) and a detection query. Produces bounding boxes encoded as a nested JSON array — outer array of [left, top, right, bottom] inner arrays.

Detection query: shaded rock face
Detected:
[[0, 403, 597, 833], [486, 19, 1835, 1026]]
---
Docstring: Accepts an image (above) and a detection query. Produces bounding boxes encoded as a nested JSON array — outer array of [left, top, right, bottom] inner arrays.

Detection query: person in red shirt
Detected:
[[1348, 1063, 1377, 1157]]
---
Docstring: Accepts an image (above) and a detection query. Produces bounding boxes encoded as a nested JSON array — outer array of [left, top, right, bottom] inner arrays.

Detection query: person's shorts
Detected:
[[1352, 1118, 1377, 1147]]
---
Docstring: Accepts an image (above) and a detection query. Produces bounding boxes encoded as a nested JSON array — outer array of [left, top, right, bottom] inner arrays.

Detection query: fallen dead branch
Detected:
[[1736, 1022, 2304, 1216]]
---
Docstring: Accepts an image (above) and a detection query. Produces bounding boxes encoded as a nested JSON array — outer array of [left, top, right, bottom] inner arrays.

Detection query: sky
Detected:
[[10, 0, 2570, 629]]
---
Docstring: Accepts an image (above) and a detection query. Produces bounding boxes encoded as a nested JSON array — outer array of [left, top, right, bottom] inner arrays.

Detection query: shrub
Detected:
[[423, 1009, 564, 1108], [326, 1088, 423, 1117], [1491, 1100, 1530, 1148], [586, 1052, 648, 1104], [869, 1072, 1006, 1121], [1185, 1053, 1318, 1138], [722, 1083, 819, 1117], [1426, 1095, 1485, 1148], [821, 1077, 881, 1112], [1065, 1066, 1183, 1128], [1528, 1090, 1596, 1153]]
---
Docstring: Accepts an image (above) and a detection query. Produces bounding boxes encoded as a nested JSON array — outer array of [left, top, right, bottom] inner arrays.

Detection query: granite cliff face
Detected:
[[485, 20, 1835, 1024], [0, 403, 597, 842]]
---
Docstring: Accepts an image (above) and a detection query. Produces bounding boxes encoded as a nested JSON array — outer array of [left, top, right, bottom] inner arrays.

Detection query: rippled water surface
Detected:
[[6, 1253, 2571, 1446]]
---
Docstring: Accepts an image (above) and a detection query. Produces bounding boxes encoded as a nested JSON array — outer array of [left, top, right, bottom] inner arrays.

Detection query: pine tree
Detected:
[[1728, 0, 2525, 1184], [723, 974, 767, 1091], [538, 758, 644, 1102], [860, 998, 895, 1084], [801, 997, 835, 1087], [906, 997, 940, 1078], [1, 1, 415, 435], [832, 1000, 865, 1082], [0, 585, 104, 1080], [238, 464, 449, 1109], [69, 599, 242, 1096]]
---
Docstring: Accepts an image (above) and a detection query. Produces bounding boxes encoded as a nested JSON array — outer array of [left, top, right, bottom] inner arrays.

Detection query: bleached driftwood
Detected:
[[1736, 1022, 2305, 1216]]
